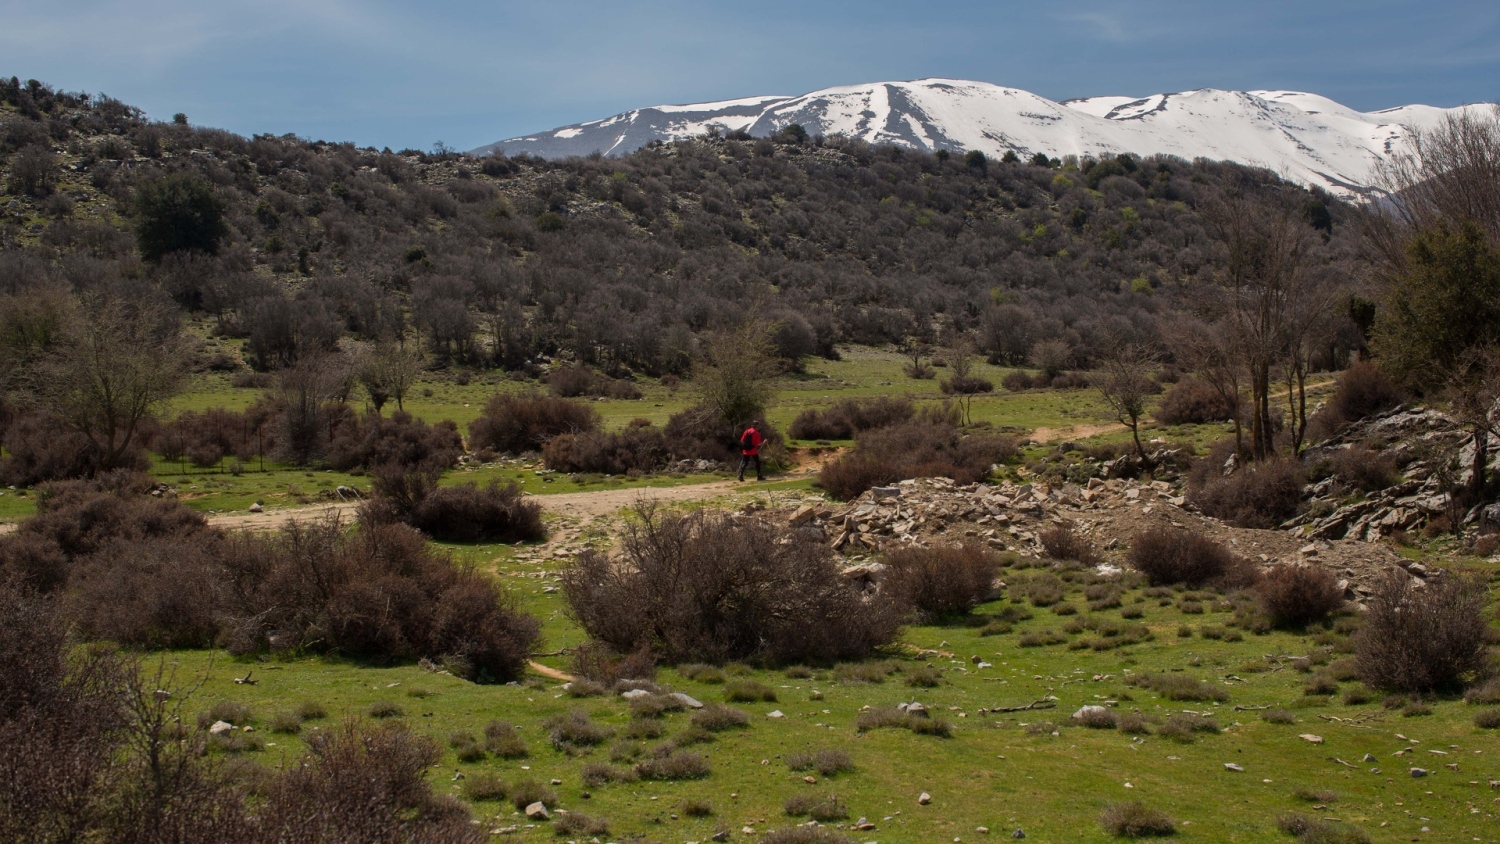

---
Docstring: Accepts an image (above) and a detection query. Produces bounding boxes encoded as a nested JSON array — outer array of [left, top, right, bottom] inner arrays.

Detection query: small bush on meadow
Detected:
[[462, 772, 508, 801], [1190, 459, 1305, 528], [1354, 572, 1488, 693], [1099, 801, 1176, 838], [542, 422, 670, 475], [1256, 565, 1345, 627], [881, 542, 1000, 617], [787, 748, 854, 776], [552, 812, 610, 837], [1128, 527, 1256, 588], [634, 748, 710, 780], [691, 703, 750, 732], [1039, 523, 1100, 564], [563, 505, 902, 665]]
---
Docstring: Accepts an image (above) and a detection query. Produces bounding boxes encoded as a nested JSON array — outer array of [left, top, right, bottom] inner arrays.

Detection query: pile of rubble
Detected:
[[1292, 405, 1500, 541], [804, 475, 1414, 597]]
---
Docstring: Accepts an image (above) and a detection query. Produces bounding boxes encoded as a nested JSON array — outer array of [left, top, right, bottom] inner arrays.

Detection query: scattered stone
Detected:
[[1299, 734, 1324, 744], [918, 792, 932, 805], [1410, 768, 1428, 778], [1363, 753, 1377, 762], [248, 503, 263, 513], [1011, 830, 1026, 839], [620, 688, 652, 700], [1073, 705, 1110, 720], [209, 720, 234, 736], [766, 710, 785, 719], [524, 802, 549, 820], [670, 692, 704, 709], [1224, 763, 1245, 772]]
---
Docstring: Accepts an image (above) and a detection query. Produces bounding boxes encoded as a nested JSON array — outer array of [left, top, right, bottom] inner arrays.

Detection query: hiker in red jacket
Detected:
[[737, 421, 764, 482]]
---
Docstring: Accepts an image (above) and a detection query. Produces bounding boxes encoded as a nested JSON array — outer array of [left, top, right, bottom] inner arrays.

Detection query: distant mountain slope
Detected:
[[473, 79, 1493, 196]]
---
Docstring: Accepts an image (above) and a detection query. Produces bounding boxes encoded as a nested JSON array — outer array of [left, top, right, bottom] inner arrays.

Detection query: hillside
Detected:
[[474, 78, 1494, 197], [0, 77, 1367, 379]]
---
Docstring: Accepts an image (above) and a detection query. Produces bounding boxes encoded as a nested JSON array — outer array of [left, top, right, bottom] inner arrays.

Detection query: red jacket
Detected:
[[740, 427, 763, 455]]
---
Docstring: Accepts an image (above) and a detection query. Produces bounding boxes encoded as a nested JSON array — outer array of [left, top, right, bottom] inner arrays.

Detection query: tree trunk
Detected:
[[1470, 427, 1489, 500]]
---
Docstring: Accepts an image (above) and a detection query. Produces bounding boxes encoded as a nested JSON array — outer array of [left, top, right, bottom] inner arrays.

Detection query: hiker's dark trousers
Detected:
[[738, 453, 761, 481]]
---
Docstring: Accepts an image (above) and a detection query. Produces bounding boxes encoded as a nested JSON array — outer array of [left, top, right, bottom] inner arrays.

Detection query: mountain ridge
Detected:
[[472, 79, 1494, 196]]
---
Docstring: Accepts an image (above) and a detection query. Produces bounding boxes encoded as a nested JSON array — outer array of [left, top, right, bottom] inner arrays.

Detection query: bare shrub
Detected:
[[553, 811, 610, 837], [258, 719, 483, 843], [1465, 678, 1500, 705], [468, 392, 599, 454], [818, 418, 1016, 500], [1276, 813, 1371, 844], [691, 703, 749, 732], [542, 422, 670, 475], [562, 505, 902, 665], [1127, 674, 1229, 702], [483, 720, 528, 758], [508, 779, 558, 811], [1071, 707, 1118, 729], [1354, 571, 1488, 693], [580, 761, 638, 786], [881, 542, 1000, 617], [1256, 565, 1345, 627], [1127, 526, 1257, 588], [1316, 362, 1403, 435], [1039, 523, 1100, 564], [786, 748, 854, 776], [326, 410, 463, 472], [1157, 714, 1219, 742], [544, 710, 612, 752], [634, 747, 710, 780], [1154, 379, 1234, 425], [761, 828, 859, 844], [1474, 708, 1500, 728], [1190, 459, 1305, 528], [569, 642, 658, 686], [462, 772, 508, 801], [662, 404, 788, 466], [1326, 443, 1399, 493], [219, 519, 540, 683], [1099, 801, 1176, 837], [783, 793, 849, 821], [365, 467, 546, 543], [724, 679, 777, 702], [789, 396, 914, 440]]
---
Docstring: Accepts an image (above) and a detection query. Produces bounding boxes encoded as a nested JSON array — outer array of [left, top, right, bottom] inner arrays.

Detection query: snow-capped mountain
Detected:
[[472, 79, 1493, 197]]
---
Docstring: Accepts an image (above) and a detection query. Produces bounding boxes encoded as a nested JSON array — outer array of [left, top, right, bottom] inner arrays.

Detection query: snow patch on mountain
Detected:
[[472, 79, 1493, 197]]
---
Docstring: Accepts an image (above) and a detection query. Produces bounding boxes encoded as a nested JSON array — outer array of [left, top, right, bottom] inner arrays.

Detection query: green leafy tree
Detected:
[[1373, 221, 1500, 494], [133, 173, 228, 262]]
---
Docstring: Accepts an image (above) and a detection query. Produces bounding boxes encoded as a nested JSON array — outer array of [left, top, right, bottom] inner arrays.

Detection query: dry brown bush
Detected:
[[1154, 378, 1234, 425], [1354, 571, 1488, 693], [364, 467, 545, 544], [1314, 361, 1403, 436], [1256, 565, 1345, 628], [662, 404, 788, 466], [1127, 526, 1257, 589], [789, 396, 914, 440], [542, 421, 670, 475], [467, 392, 599, 455], [0, 412, 150, 486], [1189, 458, 1305, 528], [1327, 443, 1399, 493], [880, 542, 1000, 617], [326, 410, 462, 473], [1039, 523, 1100, 564], [562, 505, 902, 665], [1099, 801, 1176, 837], [818, 418, 1016, 500]]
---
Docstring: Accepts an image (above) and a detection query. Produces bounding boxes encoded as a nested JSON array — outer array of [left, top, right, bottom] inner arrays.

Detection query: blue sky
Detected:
[[4, 1, 1496, 151]]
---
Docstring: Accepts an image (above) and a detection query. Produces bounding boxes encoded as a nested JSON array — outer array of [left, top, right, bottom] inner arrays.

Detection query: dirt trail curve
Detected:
[[205, 478, 748, 533]]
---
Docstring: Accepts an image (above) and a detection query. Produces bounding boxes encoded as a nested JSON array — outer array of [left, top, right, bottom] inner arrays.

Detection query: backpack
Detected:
[[740, 428, 755, 450]]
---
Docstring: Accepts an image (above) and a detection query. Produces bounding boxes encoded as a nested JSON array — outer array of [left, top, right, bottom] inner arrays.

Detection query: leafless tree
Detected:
[[358, 341, 425, 413], [39, 296, 184, 472], [1208, 189, 1319, 460], [1164, 313, 1246, 457], [1370, 105, 1500, 275], [1091, 338, 1160, 464]]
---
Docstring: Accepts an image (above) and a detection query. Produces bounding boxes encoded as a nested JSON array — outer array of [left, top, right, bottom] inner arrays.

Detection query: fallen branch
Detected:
[[1316, 712, 1383, 726], [1329, 758, 1357, 768], [1233, 704, 1275, 711], [987, 699, 1057, 713]]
